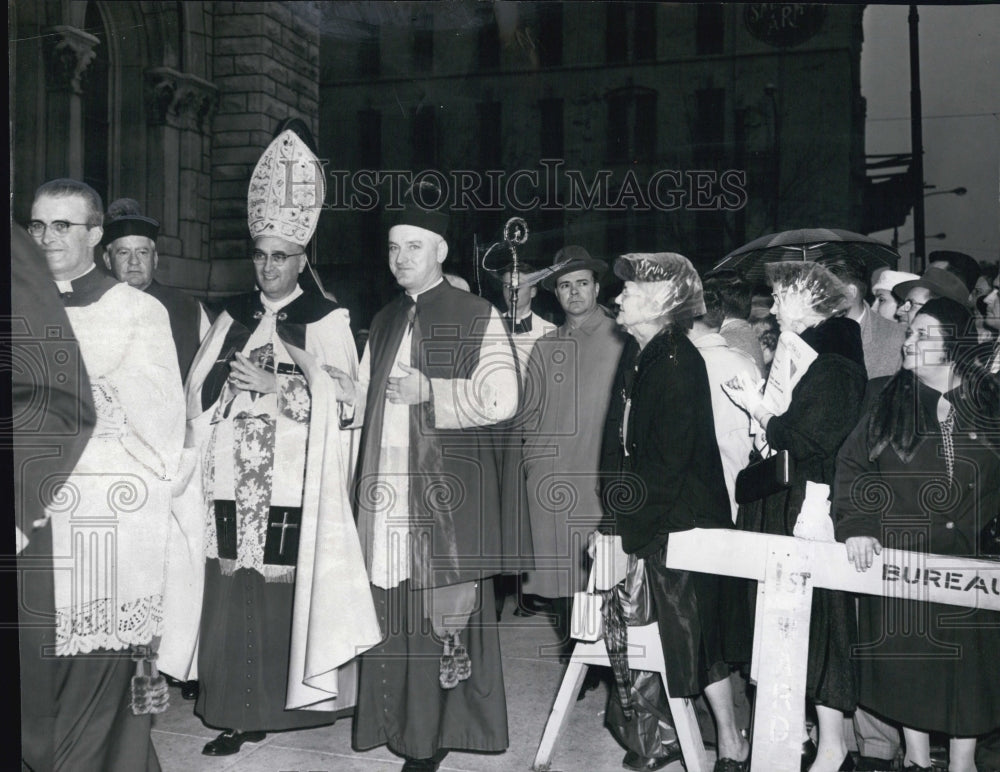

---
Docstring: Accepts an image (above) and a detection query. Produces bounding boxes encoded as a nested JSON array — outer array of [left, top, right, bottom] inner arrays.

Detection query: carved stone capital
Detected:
[[145, 67, 220, 133], [43, 25, 100, 94]]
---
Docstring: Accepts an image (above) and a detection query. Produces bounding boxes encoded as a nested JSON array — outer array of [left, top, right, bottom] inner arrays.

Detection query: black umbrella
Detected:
[[713, 228, 899, 286]]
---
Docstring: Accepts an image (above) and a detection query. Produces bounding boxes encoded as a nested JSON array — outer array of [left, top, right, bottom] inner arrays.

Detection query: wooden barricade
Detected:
[[666, 528, 1000, 772]]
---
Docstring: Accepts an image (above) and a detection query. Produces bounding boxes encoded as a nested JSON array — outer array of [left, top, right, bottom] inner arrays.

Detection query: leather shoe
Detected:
[[901, 765, 933, 772], [201, 729, 265, 756], [401, 750, 448, 771], [180, 680, 199, 701], [623, 742, 683, 771], [714, 757, 750, 772]]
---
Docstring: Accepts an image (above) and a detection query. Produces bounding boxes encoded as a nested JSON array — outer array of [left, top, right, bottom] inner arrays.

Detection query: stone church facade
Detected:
[[10, 2, 867, 326]]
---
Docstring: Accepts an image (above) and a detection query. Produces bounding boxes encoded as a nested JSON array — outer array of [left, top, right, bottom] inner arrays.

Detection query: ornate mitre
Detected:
[[247, 128, 325, 246]]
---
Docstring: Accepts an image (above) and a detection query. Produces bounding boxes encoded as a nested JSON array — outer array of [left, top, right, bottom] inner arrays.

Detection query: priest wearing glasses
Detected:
[[171, 124, 379, 757]]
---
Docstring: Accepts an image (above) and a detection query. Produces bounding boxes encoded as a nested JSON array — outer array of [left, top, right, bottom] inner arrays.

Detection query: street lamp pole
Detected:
[[909, 5, 926, 267]]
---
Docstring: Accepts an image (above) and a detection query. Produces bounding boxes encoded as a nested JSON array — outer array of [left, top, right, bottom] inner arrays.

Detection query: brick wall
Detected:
[[210, 1, 320, 277]]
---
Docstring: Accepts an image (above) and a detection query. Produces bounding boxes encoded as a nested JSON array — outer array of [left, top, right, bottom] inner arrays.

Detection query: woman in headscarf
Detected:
[[723, 261, 867, 772], [834, 297, 1000, 772], [600, 253, 750, 772]]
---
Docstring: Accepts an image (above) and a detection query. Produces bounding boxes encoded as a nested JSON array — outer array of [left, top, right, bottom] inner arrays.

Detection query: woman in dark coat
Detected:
[[834, 297, 1000, 772], [600, 253, 749, 772], [723, 261, 867, 772]]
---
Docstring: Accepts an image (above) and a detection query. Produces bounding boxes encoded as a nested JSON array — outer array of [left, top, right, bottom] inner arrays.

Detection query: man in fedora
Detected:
[[894, 266, 973, 325], [521, 246, 627, 652]]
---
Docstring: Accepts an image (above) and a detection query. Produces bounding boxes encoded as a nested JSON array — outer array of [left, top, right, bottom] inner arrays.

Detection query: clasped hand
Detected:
[[228, 352, 277, 394]]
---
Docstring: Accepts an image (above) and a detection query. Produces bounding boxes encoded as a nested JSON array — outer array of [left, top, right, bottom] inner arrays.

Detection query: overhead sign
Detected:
[[745, 4, 827, 48]]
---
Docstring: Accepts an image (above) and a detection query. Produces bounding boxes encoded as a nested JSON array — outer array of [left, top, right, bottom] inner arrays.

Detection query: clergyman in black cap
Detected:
[[331, 182, 519, 771], [102, 198, 210, 379]]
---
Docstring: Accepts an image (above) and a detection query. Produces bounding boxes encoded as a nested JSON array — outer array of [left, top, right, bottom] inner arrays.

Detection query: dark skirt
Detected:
[[195, 560, 338, 732], [857, 597, 1000, 735], [353, 578, 509, 759], [646, 539, 730, 697], [726, 492, 858, 713], [53, 650, 160, 772]]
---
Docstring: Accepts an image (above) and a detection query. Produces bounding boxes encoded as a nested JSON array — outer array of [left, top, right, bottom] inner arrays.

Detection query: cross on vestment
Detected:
[[269, 509, 299, 556], [666, 529, 1000, 772]]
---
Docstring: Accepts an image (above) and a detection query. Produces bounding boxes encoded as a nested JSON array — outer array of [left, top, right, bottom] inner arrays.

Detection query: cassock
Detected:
[[144, 279, 211, 380], [13, 226, 96, 772], [47, 264, 184, 771], [349, 280, 519, 759], [171, 285, 380, 733]]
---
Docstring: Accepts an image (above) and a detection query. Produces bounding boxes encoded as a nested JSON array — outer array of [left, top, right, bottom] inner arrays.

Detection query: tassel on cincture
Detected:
[[130, 646, 169, 715], [439, 634, 459, 690], [452, 632, 471, 682]]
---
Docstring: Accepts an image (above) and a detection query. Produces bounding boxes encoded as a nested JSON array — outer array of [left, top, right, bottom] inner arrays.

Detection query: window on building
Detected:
[[607, 87, 658, 163], [606, 91, 630, 162], [477, 102, 502, 168], [477, 5, 500, 70], [606, 3, 657, 64], [605, 5, 627, 64], [539, 98, 564, 158], [358, 23, 380, 76], [358, 109, 381, 167], [696, 4, 724, 55], [634, 3, 656, 61], [634, 91, 657, 160], [536, 3, 563, 67], [413, 12, 433, 72], [412, 106, 437, 168], [694, 87, 725, 165]]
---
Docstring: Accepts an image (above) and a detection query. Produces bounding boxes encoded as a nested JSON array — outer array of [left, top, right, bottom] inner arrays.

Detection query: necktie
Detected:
[[941, 403, 957, 484]]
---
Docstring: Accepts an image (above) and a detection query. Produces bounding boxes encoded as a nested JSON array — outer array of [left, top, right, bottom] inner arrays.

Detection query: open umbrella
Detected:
[[713, 228, 899, 286]]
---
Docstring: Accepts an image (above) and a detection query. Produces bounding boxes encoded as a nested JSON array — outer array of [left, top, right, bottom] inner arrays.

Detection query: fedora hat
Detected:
[[893, 266, 972, 308], [540, 245, 606, 291]]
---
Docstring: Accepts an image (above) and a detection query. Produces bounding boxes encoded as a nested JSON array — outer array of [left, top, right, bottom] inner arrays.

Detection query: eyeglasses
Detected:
[[26, 220, 91, 238], [250, 250, 305, 266]]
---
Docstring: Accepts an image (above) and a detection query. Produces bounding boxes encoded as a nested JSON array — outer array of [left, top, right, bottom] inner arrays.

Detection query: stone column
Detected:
[[144, 67, 219, 265], [42, 25, 100, 180]]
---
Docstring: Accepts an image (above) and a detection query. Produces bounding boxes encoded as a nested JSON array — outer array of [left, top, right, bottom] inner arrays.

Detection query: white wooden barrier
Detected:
[[666, 528, 1000, 772]]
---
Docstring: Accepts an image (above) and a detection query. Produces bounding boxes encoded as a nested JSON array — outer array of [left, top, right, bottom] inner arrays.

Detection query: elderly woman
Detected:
[[723, 261, 867, 772], [834, 297, 1000, 772], [600, 253, 750, 772]]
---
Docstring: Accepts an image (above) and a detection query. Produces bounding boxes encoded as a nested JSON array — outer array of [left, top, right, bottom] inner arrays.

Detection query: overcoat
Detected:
[[522, 309, 626, 597], [834, 374, 1000, 735]]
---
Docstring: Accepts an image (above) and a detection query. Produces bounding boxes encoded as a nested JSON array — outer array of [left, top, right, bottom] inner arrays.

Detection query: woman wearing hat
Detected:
[[723, 261, 867, 771], [834, 297, 1000, 772], [600, 253, 749, 772], [871, 269, 920, 321]]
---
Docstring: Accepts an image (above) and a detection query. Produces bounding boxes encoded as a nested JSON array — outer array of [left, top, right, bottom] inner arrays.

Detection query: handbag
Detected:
[[735, 449, 793, 505], [616, 553, 654, 627], [571, 566, 604, 642]]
